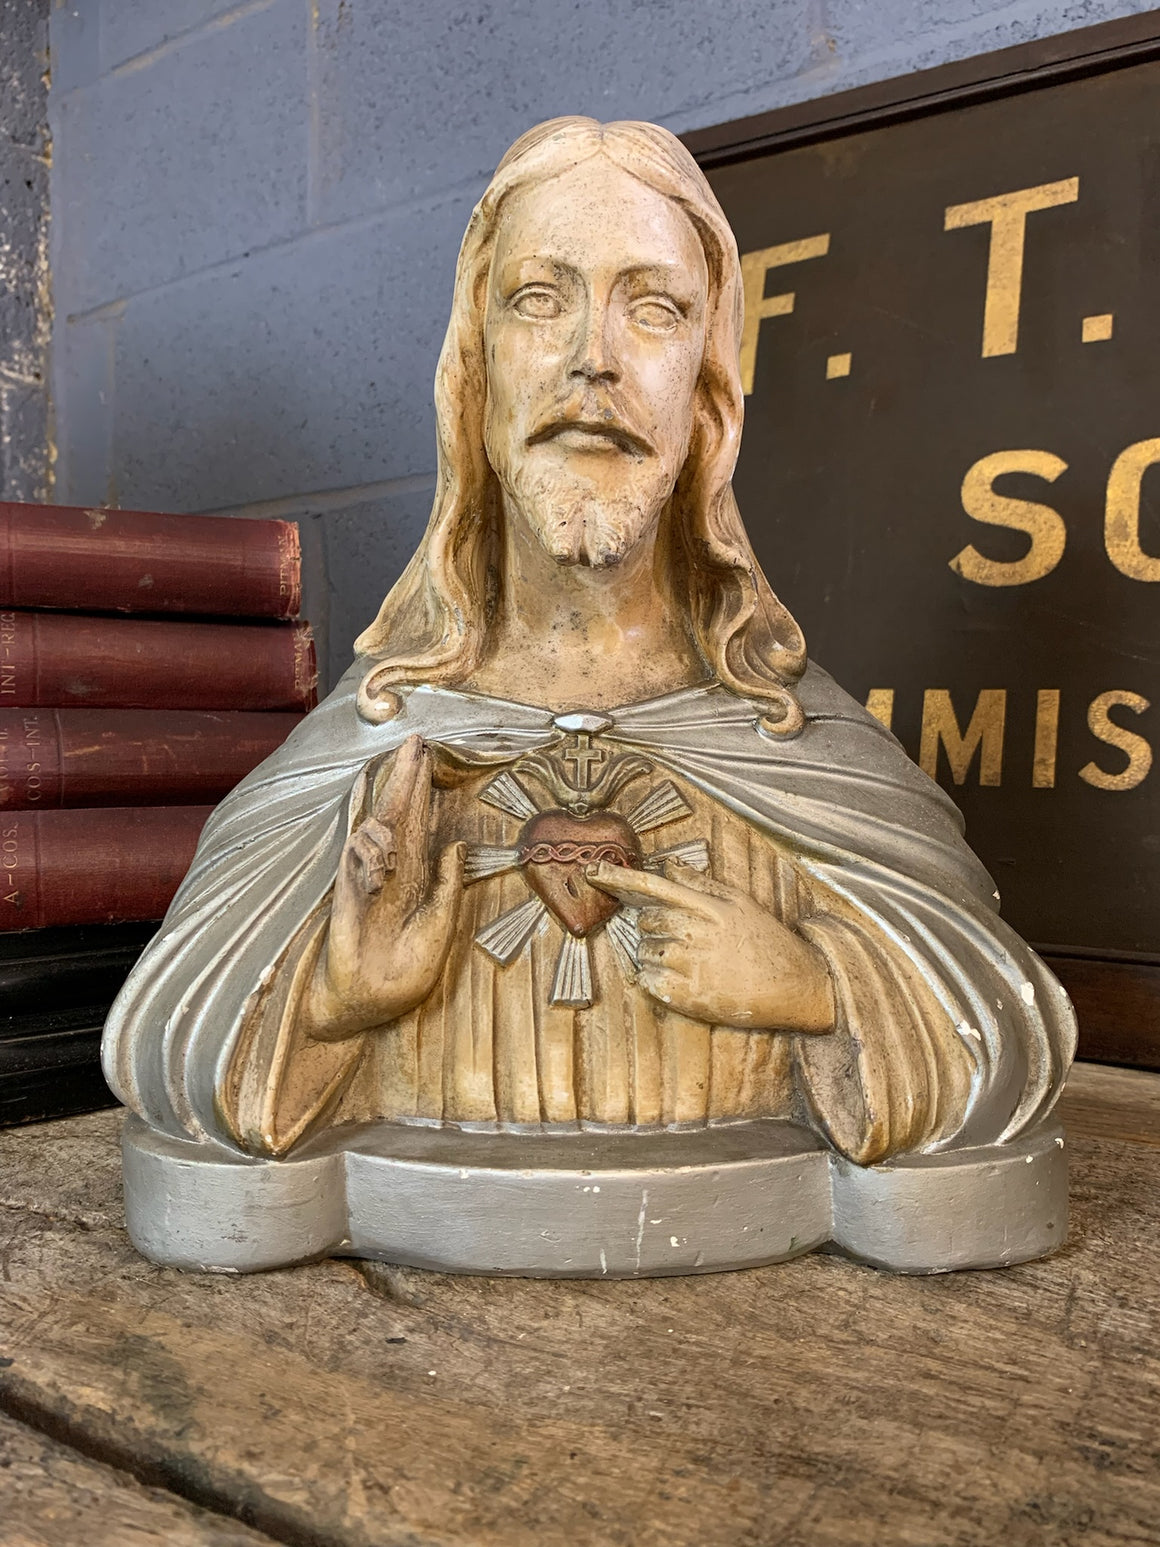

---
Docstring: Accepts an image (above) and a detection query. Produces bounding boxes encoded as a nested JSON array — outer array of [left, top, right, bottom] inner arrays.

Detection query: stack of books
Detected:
[[0, 501, 318, 1126]]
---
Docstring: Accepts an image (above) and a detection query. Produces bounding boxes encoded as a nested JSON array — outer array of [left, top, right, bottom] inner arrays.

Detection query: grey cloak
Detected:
[[102, 660, 1075, 1160]]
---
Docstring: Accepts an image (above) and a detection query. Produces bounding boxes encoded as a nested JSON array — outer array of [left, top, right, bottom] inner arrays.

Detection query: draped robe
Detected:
[[102, 661, 1075, 1166]]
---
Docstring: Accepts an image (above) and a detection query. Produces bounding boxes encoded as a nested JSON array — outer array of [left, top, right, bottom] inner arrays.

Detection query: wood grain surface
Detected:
[[0, 1411, 274, 1546], [0, 1062, 1157, 1547]]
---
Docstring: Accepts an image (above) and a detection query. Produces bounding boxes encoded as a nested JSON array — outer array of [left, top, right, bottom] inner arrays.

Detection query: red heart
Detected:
[[520, 809, 641, 937]]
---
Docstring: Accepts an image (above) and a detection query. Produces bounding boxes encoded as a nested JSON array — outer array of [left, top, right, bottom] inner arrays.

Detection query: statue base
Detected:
[[121, 1114, 1068, 1277]]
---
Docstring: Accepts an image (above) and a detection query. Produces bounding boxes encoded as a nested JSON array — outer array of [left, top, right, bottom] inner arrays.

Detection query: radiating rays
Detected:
[[474, 897, 547, 965], [625, 780, 692, 833], [462, 845, 521, 883], [645, 839, 710, 873], [551, 934, 593, 1007], [479, 771, 537, 820], [606, 908, 642, 975]]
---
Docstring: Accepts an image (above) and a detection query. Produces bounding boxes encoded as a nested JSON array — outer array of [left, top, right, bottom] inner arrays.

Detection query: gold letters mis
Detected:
[[104, 119, 1076, 1278]]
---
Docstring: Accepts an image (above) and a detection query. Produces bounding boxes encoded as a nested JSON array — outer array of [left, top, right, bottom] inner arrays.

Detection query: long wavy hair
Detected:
[[355, 117, 806, 734]]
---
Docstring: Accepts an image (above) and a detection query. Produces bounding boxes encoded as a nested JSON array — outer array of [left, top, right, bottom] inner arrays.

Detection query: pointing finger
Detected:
[[585, 861, 718, 916]]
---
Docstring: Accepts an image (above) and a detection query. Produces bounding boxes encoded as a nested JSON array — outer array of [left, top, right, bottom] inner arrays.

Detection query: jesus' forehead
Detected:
[[487, 157, 709, 317]]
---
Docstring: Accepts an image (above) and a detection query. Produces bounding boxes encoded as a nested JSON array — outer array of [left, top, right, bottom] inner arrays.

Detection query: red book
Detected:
[[0, 611, 316, 711], [0, 709, 301, 809], [0, 806, 211, 930], [0, 502, 301, 619]]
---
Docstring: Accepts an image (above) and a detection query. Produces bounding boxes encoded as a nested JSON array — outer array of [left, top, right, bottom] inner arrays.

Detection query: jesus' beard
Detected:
[[501, 459, 673, 569]]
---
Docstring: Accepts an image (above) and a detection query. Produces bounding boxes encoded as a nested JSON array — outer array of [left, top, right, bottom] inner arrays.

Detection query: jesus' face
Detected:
[[482, 156, 709, 569]]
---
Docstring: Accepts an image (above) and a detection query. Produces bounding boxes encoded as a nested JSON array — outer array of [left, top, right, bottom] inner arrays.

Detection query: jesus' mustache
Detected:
[[525, 402, 655, 461]]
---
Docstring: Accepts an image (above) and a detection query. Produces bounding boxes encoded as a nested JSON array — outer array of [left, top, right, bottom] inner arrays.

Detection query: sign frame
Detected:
[[684, 9, 1160, 1070]]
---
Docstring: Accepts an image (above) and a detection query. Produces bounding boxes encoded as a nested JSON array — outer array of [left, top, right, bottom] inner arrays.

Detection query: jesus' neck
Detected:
[[464, 492, 711, 711]]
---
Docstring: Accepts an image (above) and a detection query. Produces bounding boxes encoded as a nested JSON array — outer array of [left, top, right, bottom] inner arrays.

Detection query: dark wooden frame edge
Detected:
[[1042, 956, 1160, 1070], [682, 9, 1160, 167], [684, 10, 1160, 1069]]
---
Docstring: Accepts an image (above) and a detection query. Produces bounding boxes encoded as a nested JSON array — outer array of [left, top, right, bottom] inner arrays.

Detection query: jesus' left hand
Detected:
[[587, 860, 836, 1035]]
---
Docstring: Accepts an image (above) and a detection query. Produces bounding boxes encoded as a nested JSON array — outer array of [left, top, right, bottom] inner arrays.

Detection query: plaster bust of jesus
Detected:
[[105, 119, 1076, 1277]]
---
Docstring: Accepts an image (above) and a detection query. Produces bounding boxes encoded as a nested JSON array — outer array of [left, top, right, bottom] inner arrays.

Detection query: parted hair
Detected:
[[355, 116, 806, 734]]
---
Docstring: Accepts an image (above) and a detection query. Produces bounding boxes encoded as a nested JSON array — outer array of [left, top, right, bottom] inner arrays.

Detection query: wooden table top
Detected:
[[1, 1061, 1157, 1547]]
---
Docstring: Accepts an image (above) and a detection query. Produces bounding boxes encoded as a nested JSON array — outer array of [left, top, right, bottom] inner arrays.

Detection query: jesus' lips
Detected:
[[526, 415, 654, 459]]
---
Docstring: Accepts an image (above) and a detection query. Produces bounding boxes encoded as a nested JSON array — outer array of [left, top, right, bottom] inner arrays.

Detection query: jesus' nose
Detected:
[[568, 302, 619, 385], [571, 356, 617, 384]]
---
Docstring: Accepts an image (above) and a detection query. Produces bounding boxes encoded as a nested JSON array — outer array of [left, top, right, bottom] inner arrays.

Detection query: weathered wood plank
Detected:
[[0, 1065, 1157, 1547], [0, 1409, 275, 1546], [1060, 1060, 1160, 1145]]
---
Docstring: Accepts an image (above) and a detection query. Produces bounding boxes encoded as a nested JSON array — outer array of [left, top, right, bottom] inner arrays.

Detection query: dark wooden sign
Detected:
[[688, 14, 1160, 1067]]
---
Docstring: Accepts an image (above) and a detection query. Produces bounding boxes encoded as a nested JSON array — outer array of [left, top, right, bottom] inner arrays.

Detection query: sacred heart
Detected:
[[519, 809, 642, 937]]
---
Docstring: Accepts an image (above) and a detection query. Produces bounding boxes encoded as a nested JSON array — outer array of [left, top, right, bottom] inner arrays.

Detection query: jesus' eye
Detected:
[[629, 297, 682, 332], [512, 286, 563, 320]]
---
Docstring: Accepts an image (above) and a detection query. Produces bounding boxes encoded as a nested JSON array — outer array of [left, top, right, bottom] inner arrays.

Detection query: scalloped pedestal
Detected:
[[120, 1114, 1068, 1277]]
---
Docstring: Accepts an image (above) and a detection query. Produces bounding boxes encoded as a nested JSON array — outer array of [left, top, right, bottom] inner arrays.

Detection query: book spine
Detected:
[[0, 502, 301, 619], [0, 611, 317, 711], [0, 708, 302, 808], [0, 806, 212, 930]]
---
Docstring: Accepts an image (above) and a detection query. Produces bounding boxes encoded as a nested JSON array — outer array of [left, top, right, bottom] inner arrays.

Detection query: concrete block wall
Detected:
[[47, 0, 1155, 688], [0, 0, 50, 502]]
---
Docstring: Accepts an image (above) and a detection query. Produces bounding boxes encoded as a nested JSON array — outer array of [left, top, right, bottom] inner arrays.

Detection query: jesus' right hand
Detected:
[[304, 734, 466, 1041]]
